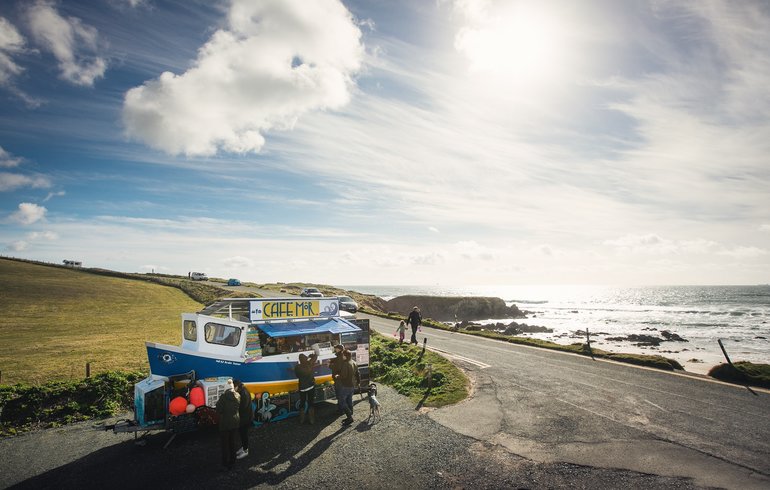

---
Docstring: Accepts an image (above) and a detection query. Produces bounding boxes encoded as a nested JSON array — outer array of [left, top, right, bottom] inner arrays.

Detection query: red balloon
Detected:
[[189, 386, 205, 407], [169, 396, 188, 415]]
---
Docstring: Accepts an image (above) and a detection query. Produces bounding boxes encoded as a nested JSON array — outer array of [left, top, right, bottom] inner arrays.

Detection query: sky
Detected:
[[0, 0, 769, 287]]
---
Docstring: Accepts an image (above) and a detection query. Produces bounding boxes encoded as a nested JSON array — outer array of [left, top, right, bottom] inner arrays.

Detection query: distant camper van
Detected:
[[63, 260, 82, 268], [190, 272, 208, 281]]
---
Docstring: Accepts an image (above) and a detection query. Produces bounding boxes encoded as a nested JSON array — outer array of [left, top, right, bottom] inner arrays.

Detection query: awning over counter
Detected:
[[256, 317, 361, 338]]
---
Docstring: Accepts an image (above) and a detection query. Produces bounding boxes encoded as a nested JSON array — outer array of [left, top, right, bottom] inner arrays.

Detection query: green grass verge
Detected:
[[708, 362, 770, 389], [0, 370, 144, 436], [369, 332, 468, 407], [360, 307, 684, 371]]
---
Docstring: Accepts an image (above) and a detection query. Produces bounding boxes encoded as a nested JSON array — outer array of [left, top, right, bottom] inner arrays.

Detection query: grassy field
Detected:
[[0, 258, 201, 385]]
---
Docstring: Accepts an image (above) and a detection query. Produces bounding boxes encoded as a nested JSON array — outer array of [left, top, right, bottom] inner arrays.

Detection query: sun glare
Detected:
[[456, 5, 568, 87]]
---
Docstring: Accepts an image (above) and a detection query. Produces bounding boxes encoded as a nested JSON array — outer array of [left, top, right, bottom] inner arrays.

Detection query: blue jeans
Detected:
[[338, 386, 355, 418]]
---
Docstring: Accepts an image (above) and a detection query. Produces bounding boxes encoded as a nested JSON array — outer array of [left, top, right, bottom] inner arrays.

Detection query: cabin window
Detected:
[[204, 322, 241, 347], [183, 320, 197, 341]]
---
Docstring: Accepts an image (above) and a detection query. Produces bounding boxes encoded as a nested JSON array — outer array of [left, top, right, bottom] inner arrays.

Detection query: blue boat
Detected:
[[129, 297, 370, 429]]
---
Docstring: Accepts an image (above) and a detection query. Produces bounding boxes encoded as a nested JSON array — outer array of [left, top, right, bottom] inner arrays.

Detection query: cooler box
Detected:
[[198, 377, 231, 407]]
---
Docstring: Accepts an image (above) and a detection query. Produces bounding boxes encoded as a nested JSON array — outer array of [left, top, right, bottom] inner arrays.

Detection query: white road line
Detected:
[[427, 346, 491, 369], [644, 399, 668, 412]]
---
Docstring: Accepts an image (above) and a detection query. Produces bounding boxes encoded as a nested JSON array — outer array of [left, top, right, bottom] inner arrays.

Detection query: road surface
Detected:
[[363, 313, 770, 490]]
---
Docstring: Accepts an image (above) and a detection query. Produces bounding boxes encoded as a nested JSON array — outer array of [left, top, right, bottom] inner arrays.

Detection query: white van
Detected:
[[190, 272, 208, 281]]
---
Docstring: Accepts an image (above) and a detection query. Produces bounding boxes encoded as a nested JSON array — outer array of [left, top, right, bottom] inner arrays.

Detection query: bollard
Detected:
[[421, 337, 427, 356], [86, 362, 91, 378]]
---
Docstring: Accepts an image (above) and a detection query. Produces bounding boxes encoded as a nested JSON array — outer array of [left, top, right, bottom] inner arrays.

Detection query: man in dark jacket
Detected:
[[233, 379, 253, 459], [294, 352, 318, 424], [407, 306, 422, 344], [216, 379, 241, 469], [334, 349, 360, 425]]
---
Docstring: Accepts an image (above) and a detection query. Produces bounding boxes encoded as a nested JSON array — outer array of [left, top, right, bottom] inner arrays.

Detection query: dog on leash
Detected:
[[366, 383, 381, 423]]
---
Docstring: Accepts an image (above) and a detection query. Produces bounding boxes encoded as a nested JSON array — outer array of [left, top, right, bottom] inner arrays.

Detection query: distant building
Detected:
[[63, 260, 82, 268]]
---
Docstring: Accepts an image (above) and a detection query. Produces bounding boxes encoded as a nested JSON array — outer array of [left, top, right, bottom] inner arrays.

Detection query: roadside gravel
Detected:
[[0, 385, 708, 489]]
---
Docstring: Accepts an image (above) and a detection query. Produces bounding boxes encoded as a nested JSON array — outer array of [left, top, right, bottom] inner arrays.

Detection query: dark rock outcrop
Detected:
[[386, 295, 525, 322], [660, 330, 688, 342]]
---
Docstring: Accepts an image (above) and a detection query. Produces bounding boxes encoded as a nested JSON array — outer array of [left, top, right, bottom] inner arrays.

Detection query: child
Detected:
[[395, 320, 406, 344]]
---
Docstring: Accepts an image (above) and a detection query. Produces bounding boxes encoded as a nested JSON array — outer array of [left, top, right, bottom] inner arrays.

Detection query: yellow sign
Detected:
[[249, 298, 339, 321]]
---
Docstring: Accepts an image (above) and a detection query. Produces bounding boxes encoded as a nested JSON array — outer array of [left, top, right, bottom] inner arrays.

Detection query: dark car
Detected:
[[227, 278, 241, 286], [338, 295, 358, 313], [300, 287, 323, 297]]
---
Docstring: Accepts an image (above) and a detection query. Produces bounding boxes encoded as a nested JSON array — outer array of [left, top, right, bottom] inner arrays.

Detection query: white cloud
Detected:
[[42, 190, 65, 202], [428, 226, 439, 233], [0, 17, 25, 85], [122, 0, 364, 156], [26, 1, 107, 86], [0, 146, 22, 168], [27, 230, 58, 240], [603, 234, 722, 256], [222, 255, 254, 269], [8, 240, 28, 251], [0, 172, 52, 191], [454, 240, 496, 261], [717, 246, 767, 258], [0, 16, 39, 105], [9, 202, 47, 225], [760, 224, 770, 232]]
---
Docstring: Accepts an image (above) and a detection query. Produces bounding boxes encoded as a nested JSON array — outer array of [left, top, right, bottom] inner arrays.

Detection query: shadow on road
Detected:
[[9, 401, 356, 489]]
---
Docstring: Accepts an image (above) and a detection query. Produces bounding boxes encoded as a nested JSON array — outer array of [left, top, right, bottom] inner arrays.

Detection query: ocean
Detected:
[[342, 284, 770, 373]]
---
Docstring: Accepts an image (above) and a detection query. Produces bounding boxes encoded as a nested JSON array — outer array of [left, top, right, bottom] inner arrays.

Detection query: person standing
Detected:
[[334, 349, 360, 425], [215, 379, 240, 470], [329, 344, 345, 414], [395, 320, 407, 344], [294, 352, 319, 424], [407, 306, 422, 345], [233, 379, 253, 459]]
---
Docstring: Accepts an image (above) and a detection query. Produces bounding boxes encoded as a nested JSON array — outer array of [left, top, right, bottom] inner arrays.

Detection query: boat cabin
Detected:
[[179, 297, 360, 362]]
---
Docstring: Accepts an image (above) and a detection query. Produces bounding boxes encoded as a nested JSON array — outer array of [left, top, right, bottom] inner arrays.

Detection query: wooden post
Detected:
[[718, 339, 758, 396], [421, 337, 427, 356], [717, 339, 734, 367], [586, 328, 595, 360], [86, 362, 91, 378]]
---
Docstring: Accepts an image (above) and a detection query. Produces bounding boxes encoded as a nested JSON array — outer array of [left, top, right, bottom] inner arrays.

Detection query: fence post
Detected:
[[86, 362, 91, 378], [421, 337, 427, 356], [586, 328, 595, 360], [717, 339, 734, 367]]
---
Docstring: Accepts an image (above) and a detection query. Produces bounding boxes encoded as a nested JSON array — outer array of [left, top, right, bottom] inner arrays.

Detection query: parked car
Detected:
[[190, 272, 208, 281], [300, 287, 323, 297], [338, 296, 358, 313], [227, 278, 241, 286]]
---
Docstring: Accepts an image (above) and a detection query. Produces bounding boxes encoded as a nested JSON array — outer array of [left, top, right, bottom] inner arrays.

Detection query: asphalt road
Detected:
[[364, 314, 770, 490]]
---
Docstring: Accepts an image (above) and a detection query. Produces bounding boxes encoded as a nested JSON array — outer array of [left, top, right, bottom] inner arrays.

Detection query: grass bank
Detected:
[[0, 371, 143, 436], [0, 258, 202, 385], [369, 333, 468, 407], [708, 362, 770, 389], [361, 308, 684, 371]]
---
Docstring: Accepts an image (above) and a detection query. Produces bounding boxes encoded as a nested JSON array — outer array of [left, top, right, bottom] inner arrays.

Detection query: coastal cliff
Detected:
[[385, 295, 526, 322]]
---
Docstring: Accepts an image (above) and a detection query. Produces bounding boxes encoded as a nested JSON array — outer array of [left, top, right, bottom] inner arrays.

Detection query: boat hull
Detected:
[[147, 343, 333, 395]]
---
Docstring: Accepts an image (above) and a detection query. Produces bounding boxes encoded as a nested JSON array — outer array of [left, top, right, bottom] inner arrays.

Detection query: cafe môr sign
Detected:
[[249, 298, 340, 321]]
